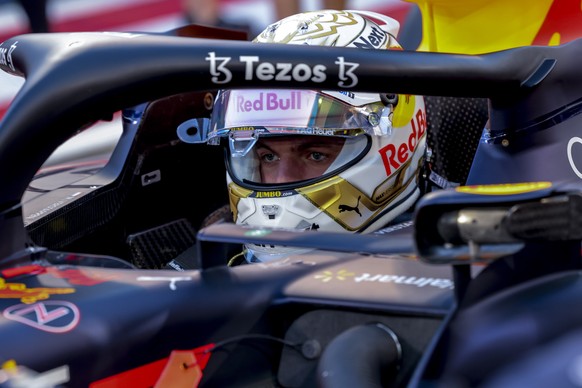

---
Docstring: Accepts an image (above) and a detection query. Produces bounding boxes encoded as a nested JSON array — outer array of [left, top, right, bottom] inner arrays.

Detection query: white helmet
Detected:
[[208, 10, 427, 262]]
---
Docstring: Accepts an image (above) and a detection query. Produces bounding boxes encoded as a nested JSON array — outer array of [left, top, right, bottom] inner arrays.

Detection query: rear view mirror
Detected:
[[414, 181, 582, 264]]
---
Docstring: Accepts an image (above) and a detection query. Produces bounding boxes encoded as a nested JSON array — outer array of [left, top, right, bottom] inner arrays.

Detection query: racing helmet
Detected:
[[208, 10, 427, 261]]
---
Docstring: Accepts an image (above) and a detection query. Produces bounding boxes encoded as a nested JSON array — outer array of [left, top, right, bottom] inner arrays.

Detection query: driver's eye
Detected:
[[262, 153, 277, 163], [310, 152, 325, 161]]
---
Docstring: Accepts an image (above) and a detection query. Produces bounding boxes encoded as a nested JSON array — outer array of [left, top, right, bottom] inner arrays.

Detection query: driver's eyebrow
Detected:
[[300, 139, 345, 151], [255, 142, 274, 153], [256, 141, 323, 154], [255, 137, 344, 154]]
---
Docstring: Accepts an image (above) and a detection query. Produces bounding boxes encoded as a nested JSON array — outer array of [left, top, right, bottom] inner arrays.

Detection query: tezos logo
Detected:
[[206, 52, 359, 88]]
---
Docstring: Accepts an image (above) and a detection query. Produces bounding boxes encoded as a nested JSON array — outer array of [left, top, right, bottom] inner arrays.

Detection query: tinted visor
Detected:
[[210, 89, 378, 186], [227, 134, 369, 185]]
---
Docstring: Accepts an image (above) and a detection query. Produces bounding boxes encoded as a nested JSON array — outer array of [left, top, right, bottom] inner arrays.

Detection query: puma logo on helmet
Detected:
[[338, 196, 362, 217]]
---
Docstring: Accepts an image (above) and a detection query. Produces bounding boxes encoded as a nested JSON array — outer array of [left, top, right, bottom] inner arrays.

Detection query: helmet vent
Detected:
[[262, 205, 280, 219]]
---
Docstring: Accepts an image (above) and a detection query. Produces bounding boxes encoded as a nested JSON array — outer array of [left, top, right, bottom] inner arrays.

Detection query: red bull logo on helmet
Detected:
[[225, 90, 317, 128], [379, 108, 427, 176], [235, 91, 303, 112]]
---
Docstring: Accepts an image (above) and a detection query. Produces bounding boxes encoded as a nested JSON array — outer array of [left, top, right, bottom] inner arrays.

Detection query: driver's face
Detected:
[[255, 136, 345, 184]]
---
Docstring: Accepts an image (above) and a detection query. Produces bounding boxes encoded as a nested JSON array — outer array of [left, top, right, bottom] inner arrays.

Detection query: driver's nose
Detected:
[[272, 158, 304, 183]]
